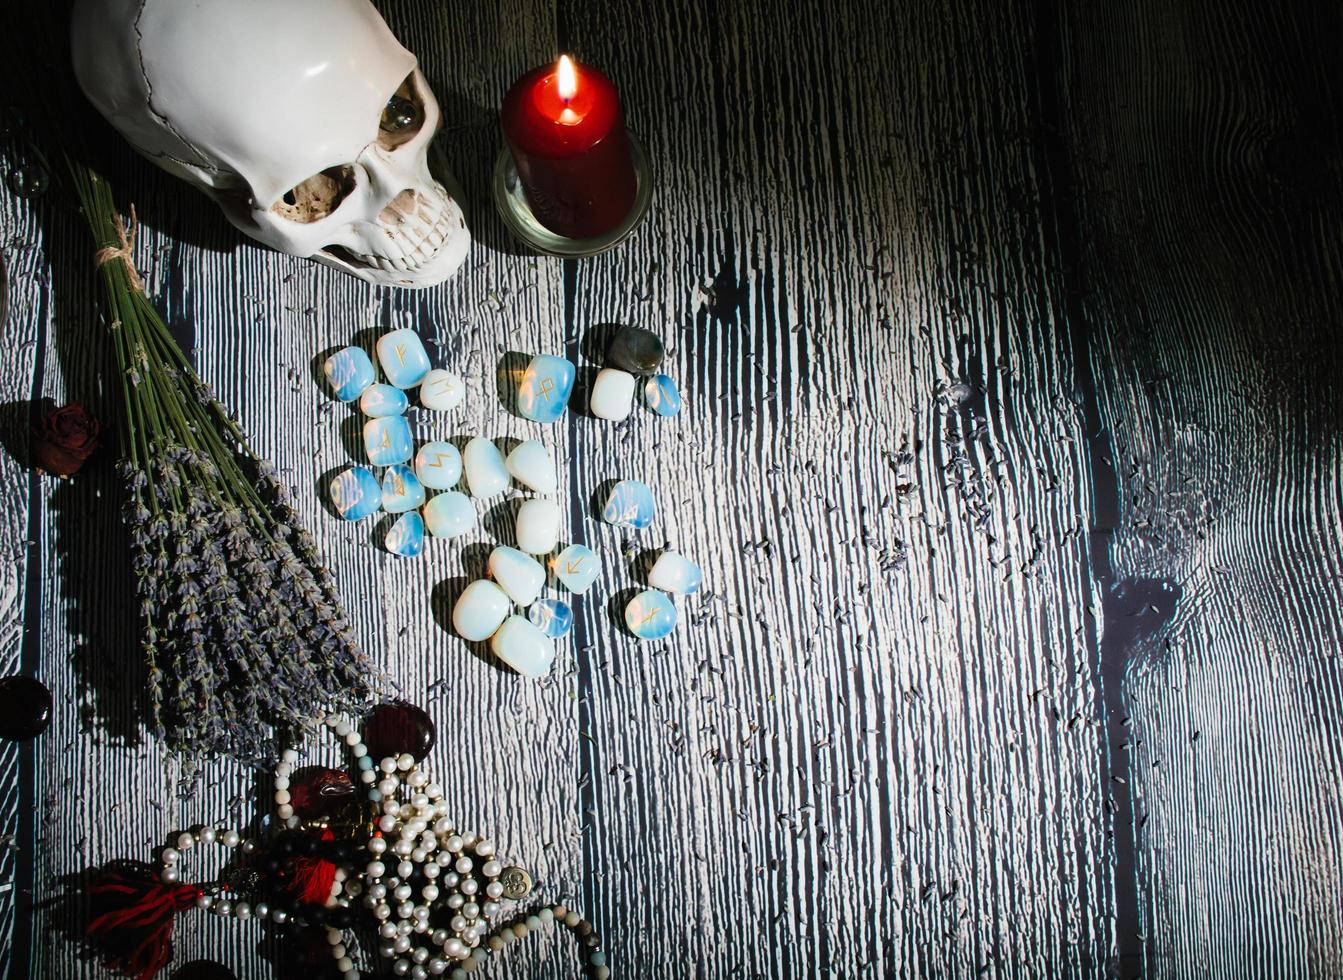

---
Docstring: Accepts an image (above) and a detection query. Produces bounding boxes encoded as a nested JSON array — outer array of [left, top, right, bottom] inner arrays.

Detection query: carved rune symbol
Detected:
[[394, 344, 406, 365], [538, 377, 555, 402], [380, 431, 392, 450], [427, 452, 451, 468]]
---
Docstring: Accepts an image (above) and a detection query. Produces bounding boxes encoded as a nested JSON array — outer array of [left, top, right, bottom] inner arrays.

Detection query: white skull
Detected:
[[70, 0, 470, 289]]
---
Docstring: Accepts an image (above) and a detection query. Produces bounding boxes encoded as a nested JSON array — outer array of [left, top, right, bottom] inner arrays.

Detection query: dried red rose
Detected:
[[33, 403, 101, 476]]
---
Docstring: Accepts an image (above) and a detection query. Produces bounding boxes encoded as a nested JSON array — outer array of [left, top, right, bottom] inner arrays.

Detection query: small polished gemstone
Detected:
[[423, 491, 474, 538], [453, 580, 511, 642], [527, 598, 573, 638], [289, 766, 356, 819], [419, 369, 465, 412], [380, 465, 425, 513], [602, 479, 655, 528], [364, 416, 413, 467], [551, 544, 600, 593], [360, 383, 408, 418], [385, 511, 426, 557], [330, 467, 382, 520], [606, 325, 664, 374], [376, 328, 431, 389], [414, 441, 462, 490], [643, 374, 682, 416], [589, 368, 636, 421], [0, 677, 52, 740], [488, 547, 546, 607], [324, 346, 375, 402], [364, 702, 436, 762], [505, 440, 557, 494], [463, 438, 509, 498], [517, 355, 576, 424], [624, 590, 676, 640], [515, 499, 561, 555], [647, 551, 702, 595], [489, 616, 555, 678]]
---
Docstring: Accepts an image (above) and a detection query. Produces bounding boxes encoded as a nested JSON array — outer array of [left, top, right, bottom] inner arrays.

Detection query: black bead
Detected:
[[605, 325, 664, 374], [330, 906, 356, 928], [297, 835, 318, 856], [0, 677, 52, 740], [329, 842, 353, 863], [276, 836, 295, 857]]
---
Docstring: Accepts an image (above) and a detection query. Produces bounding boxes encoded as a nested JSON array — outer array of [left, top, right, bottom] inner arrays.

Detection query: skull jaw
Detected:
[[314, 220, 472, 289]]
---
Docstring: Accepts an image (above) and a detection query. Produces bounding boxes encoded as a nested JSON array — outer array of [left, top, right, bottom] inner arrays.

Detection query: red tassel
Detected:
[[286, 827, 338, 906], [86, 861, 200, 980]]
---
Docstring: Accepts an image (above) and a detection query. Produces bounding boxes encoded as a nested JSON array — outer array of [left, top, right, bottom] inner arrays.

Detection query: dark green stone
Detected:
[[606, 326, 664, 374]]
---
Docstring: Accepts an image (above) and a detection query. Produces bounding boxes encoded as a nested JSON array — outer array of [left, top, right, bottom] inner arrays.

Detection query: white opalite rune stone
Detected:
[[647, 551, 703, 595], [504, 439, 557, 495], [489, 616, 555, 678], [487, 547, 546, 607], [463, 437, 509, 498], [589, 368, 637, 421], [452, 580, 510, 642], [515, 499, 561, 556], [419, 369, 465, 412]]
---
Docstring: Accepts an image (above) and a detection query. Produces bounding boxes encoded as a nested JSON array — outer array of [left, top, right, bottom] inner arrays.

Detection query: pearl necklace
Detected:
[[154, 710, 609, 979]]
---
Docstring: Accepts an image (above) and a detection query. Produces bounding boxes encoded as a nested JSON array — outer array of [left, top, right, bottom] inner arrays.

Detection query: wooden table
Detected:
[[1, 0, 1339, 976]]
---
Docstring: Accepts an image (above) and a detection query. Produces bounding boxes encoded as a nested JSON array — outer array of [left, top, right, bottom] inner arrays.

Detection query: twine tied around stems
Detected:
[[94, 204, 144, 293]]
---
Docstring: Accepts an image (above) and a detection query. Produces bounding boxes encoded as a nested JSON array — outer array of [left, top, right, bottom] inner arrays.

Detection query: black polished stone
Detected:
[[0, 677, 52, 740], [363, 701, 436, 762], [605, 325, 664, 374]]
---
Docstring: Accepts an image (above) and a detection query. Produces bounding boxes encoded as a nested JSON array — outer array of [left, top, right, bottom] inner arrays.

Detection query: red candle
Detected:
[[501, 55, 637, 239]]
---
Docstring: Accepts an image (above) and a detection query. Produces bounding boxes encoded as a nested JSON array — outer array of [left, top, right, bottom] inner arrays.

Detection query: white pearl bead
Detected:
[[336, 957, 354, 973], [379, 816, 398, 834], [272, 909, 288, 924], [485, 882, 503, 899], [161, 847, 180, 865], [482, 860, 501, 877], [446, 894, 464, 909], [460, 879, 478, 896], [436, 851, 453, 867], [360, 770, 377, 785], [255, 902, 269, 919], [367, 861, 386, 878], [414, 905, 431, 921], [394, 840, 413, 856], [384, 801, 402, 817], [234, 902, 251, 919], [176, 833, 194, 850], [454, 857, 472, 874], [450, 915, 467, 933], [398, 861, 414, 878], [285, 815, 300, 829], [274, 790, 291, 805], [374, 904, 392, 920], [443, 873, 460, 888], [369, 883, 387, 900], [378, 778, 399, 796], [433, 818, 452, 836], [215, 900, 232, 916], [408, 771, 427, 788], [282, 749, 299, 764], [411, 848, 427, 863], [335, 720, 352, 736], [413, 966, 428, 980], [425, 784, 442, 800], [482, 901, 499, 917], [394, 936, 412, 954], [160, 866, 180, 884], [413, 947, 430, 965], [397, 753, 415, 770], [474, 840, 494, 858], [381, 758, 398, 773], [222, 830, 240, 848], [369, 838, 387, 855], [277, 804, 294, 820], [430, 959, 447, 975], [407, 819, 427, 836], [352, 742, 368, 757], [423, 863, 440, 879], [395, 884, 412, 901], [463, 903, 479, 919], [397, 901, 415, 918], [195, 894, 213, 909], [445, 836, 463, 853], [422, 884, 440, 902], [380, 922, 399, 939], [394, 960, 411, 976], [241, 839, 257, 854], [411, 794, 429, 809], [460, 833, 476, 847], [444, 939, 466, 959]]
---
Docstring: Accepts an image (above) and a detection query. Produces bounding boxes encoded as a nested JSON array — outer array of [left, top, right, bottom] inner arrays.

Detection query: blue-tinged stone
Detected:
[[364, 416, 413, 467], [423, 491, 474, 539], [527, 598, 573, 638], [489, 616, 555, 677], [414, 441, 462, 490], [643, 374, 682, 416], [647, 551, 702, 595], [552, 544, 600, 594], [602, 479, 655, 529], [624, 589, 676, 640], [376, 328, 431, 389], [380, 464, 425, 513], [385, 512, 426, 557], [360, 383, 408, 417], [329, 466, 381, 520], [517, 354, 575, 424], [324, 346, 375, 402]]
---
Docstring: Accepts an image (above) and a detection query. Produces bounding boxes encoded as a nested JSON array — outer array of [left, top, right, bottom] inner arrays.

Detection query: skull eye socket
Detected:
[[271, 165, 357, 224], [378, 75, 426, 149]]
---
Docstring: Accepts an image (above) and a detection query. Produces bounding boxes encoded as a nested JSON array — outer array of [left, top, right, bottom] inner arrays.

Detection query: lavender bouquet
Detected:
[[71, 169, 384, 766]]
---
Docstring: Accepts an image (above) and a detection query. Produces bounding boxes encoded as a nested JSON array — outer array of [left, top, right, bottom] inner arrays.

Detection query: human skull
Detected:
[[70, 0, 469, 289]]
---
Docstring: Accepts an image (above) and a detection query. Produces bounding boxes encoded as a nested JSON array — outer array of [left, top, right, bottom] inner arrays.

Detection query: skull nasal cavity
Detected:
[[379, 189, 423, 227]]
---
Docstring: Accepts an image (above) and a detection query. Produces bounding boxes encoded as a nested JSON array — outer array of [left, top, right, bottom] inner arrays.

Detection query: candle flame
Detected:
[[557, 55, 577, 100]]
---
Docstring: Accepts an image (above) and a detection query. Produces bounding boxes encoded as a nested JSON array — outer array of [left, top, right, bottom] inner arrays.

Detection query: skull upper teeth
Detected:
[[348, 185, 459, 274]]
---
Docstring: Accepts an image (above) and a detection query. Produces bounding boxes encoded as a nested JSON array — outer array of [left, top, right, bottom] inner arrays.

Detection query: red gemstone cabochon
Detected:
[[288, 766, 355, 819], [363, 702, 436, 762]]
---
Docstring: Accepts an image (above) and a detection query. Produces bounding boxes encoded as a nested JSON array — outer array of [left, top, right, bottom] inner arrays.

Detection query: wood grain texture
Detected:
[[1053, 0, 1343, 975], [0, 0, 1337, 977]]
